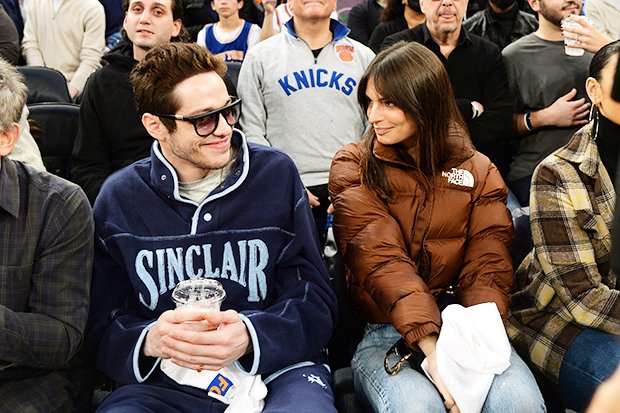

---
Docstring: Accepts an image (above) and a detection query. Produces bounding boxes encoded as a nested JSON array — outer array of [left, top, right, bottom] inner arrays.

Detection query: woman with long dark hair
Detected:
[[329, 41, 544, 413], [509, 40, 620, 413]]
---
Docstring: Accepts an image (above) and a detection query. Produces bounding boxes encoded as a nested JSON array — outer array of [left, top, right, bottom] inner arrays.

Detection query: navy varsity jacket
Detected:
[[88, 130, 337, 386]]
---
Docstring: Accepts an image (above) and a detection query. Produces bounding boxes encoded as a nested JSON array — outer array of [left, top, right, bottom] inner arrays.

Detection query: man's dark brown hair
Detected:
[[130, 42, 227, 132]]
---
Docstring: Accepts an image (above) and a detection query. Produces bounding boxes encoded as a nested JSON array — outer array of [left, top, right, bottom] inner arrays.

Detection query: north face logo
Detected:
[[442, 168, 474, 187]]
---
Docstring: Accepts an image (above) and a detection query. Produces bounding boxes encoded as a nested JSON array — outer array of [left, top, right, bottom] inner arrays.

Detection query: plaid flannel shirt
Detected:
[[508, 123, 620, 383], [0, 157, 94, 411]]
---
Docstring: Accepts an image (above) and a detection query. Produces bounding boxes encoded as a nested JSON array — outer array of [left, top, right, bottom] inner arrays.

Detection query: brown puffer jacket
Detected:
[[328, 139, 514, 348]]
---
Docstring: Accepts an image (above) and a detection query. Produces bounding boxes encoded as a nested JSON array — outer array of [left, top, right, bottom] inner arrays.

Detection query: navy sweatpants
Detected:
[[96, 364, 337, 413]]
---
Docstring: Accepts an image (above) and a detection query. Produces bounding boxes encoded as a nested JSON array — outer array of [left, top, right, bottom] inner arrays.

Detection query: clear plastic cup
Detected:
[[171, 279, 226, 310], [561, 15, 590, 57]]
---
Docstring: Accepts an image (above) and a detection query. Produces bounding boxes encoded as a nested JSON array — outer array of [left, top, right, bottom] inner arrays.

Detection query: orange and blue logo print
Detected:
[[335, 45, 355, 62], [207, 374, 234, 396]]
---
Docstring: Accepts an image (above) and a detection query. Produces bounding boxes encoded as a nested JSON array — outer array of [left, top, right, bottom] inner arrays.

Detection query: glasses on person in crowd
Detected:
[[155, 96, 242, 136]]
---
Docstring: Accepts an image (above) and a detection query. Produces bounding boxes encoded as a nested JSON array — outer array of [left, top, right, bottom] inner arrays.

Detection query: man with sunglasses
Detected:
[[88, 42, 338, 412]]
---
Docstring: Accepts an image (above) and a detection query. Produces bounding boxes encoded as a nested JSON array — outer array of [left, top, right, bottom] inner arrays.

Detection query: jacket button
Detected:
[[161, 175, 166, 181], [235, 170, 241, 177], [204, 213, 212, 222]]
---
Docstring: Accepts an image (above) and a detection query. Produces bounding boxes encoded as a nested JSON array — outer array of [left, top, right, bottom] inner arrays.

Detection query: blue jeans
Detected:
[[506, 189, 522, 216], [508, 175, 532, 208], [352, 324, 546, 413], [559, 329, 620, 412]]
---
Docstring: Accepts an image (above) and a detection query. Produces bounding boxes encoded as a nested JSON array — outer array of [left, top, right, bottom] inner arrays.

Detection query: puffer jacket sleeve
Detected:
[[329, 144, 441, 347], [458, 158, 514, 319]]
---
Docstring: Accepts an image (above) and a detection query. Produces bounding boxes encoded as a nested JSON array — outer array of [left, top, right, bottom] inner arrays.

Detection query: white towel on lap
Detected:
[[421, 302, 511, 413], [161, 359, 267, 413]]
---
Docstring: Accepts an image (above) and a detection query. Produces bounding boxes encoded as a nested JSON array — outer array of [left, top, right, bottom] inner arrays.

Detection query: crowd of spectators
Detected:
[[1, 0, 620, 411]]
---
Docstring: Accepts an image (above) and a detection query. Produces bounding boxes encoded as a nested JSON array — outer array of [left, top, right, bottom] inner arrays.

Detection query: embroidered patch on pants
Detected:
[[303, 373, 327, 388], [208, 373, 234, 396]]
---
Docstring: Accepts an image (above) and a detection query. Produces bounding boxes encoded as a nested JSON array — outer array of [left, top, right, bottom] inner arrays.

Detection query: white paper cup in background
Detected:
[[561, 15, 591, 56], [172, 279, 226, 311]]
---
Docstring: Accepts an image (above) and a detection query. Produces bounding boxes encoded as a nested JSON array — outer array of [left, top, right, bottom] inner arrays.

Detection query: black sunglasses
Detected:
[[155, 97, 242, 136]]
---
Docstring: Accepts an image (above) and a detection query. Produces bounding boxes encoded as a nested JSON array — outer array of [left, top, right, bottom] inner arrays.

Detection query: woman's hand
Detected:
[[418, 335, 460, 412], [562, 15, 613, 54], [587, 365, 620, 413]]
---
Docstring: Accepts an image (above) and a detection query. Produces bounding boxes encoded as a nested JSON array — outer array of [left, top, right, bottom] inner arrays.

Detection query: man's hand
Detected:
[[534, 88, 590, 128], [69, 86, 79, 100], [471, 101, 485, 118], [418, 335, 460, 413], [562, 16, 613, 54], [144, 309, 251, 371], [306, 188, 320, 208], [263, 0, 276, 14]]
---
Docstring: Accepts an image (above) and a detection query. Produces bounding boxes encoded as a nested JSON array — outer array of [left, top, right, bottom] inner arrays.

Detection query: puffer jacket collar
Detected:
[[372, 140, 417, 169]]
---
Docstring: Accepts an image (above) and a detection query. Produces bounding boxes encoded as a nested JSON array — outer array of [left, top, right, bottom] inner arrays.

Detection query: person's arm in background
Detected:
[[0, 6, 19, 64], [455, 48, 513, 150], [0, 187, 93, 377], [511, 88, 590, 136], [259, 0, 276, 41], [237, 48, 271, 145], [369, 23, 390, 53], [68, 2, 106, 98], [347, 0, 372, 46], [21, 1, 44, 66], [71, 75, 116, 205]]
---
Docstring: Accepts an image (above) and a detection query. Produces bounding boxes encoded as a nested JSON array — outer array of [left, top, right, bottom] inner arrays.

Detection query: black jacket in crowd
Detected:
[[368, 17, 408, 53], [463, 6, 538, 51], [0, 4, 19, 64], [71, 41, 150, 205], [347, 0, 384, 46], [383, 24, 514, 177]]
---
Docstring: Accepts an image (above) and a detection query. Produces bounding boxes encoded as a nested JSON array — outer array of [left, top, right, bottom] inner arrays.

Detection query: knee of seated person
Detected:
[[485, 377, 546, 412]]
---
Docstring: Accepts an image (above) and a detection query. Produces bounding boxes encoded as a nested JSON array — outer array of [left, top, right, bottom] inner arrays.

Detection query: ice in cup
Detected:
[[171, 279, 226, 311], [561, 15, 590, 57]]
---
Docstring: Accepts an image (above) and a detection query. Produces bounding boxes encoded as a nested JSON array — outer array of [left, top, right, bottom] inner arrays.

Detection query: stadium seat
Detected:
[[28, 102, 80, 180], [17, 66, 72, 104]]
